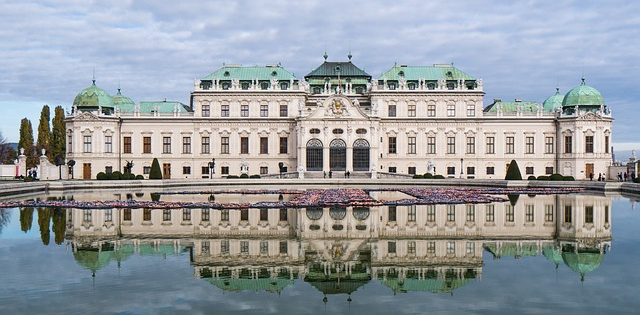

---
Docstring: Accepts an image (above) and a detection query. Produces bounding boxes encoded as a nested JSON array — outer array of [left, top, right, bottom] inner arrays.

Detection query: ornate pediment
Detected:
[[73, 111, 101, 122], [304, 95, 370, 120], [577, 111, 606, 121]]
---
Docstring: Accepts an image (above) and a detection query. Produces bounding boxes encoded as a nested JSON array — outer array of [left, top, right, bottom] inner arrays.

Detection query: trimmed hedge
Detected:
[[634, 177, 640, 183], [527, 175, 537, 180], [413, 174, 423, 179], [149, 158, 162, 179], [96, 172, 107, 180], [563, 176, 575, 181], [110, 171, 123, 180], [423, 173, 434, 179], [249, 174, 261, 179], [537, 175, 550, 181], [240, 174, 249, 179], [549, 173, 564, 181], [227, 175, 239, 179], [505, 160, 522, 180], [433, 175, 445, 179]]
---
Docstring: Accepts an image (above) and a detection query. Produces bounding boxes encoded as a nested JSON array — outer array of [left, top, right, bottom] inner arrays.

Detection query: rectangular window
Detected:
[[466, 205, 475, 222], [105, 166, 112, 174], [546, 166, 554, 175], [585, 206, 594, 223], [486, 136, 495, 154], [221, 240, 229, 254], [506, 136, 515, 154], [447, 205, 456, 222], [526, 136, 535, 154], [426, 205, 436, 222], [201, 166, 209, 175], [408, 166, 416, 175], [260, 208, 268, 221], [388, 104, 396, 117], [202, 105, 210, 117], [241, 105, 249, 117], [143, 166, 151, 175], [123, 136, 132, 154], [605, 206, 609, 224], [544, 205, 554, 222], [485, 204, 495, 222], [467, 166, 475, 175], [565, 136, 572, 153], [408, 205, 416, 222], [466, 136, 475, 154], [221, 105, 229, 117], [240, 137, 249, 154], [388, 206, 396, 222], [240, 209, 249, 221], [447, 241, 455, 254], [182, 209, 191, 221], [143, 208, 151, 221], [279, 104, 288, 117], [260, 241, 268, 254], [279, 137, 288, 154], [279, 241, 288, 254], [83, 135, 92, 153], [427, 104, 436, 117], [201, 241, 210, 255], [447, 104, 455, 117], [104, 136, 113, 153], [68, 135, 73, 153], [427, 241, 436, 254], [260, 137, 268, 154], [466, 242, 475, 255], [408, 137, 416, 154], [240, 241, 249, 254], [605, 136, 610, 153], [221, 166, 229, 175], [564, 205, 572, 223], [103, 209, 113, 222], [83, 210, 91, 222], [447, 166, 456, 175], [221, 137, 229, 154], [201, 209, 210, 221], [388, 241, 396, 254], [388, 137, 397, 154], [447, 136, 455, 154], [585, 136, 594, 153], [467, 104, 475, 117], [182, 137, 191, 154], [201, 137, 210, 154], [221, 209, 229, 221], [279, 208, 288, 221], [162, 137, 171, 154], [525, 205, 534, 222], [506, 205, 514, 223], [526, 166, 534, 175], [388, 166, 397, 173], [122, 209, 131, 221], [260, 104, 268, 117], [486, 166, 495, 175], [163, 209, 171, 221], [260, 166, 268, 175], [545, 137, 554, 154], [408, 104, 416, 117], [143, 137, 152, 154], [182, 166, 191, 175], [427, 137, 436, 154], [408, 241, 416, 255]]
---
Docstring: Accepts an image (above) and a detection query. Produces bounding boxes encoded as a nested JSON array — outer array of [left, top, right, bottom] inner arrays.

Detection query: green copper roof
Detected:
[[543, 88, 564, 112], [307, 78, 370, 85], [111, 88, 135, 108], [562, 78, 604, 107], [561, 250, 604, 281], [382, 277, 472, 294], [305, 61, 371, 79], [202, 65, 297, 81], [73, 81, 114, 108], [73, 249, 113, 273], [378, 64, 475, 81], [116, 101, 192, 114], [207, 277, 294, 293], [484, 100, 542, 113], [542, 244, 563, 267]]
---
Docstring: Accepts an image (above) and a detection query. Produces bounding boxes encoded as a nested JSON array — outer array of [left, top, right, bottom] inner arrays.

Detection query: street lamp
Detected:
[[67, 160, 76, 180], [460, 158, 464, 179], [208, 158, 216, 178], [278, 162, 284, 179]]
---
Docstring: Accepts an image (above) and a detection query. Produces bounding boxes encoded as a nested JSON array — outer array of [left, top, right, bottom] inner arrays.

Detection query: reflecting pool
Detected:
[[1, 191, 639, 314]]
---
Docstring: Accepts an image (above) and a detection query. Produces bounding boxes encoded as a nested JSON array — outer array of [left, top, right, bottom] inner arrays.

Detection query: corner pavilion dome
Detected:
[[111, 88, 136, 112], [562, 78, 604, 107], [73, 80, 114, 109], [542, 88, 564, 112]]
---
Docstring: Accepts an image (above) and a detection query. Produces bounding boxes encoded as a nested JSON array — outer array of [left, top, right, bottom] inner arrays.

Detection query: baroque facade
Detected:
[[65, 55, 613, 179]]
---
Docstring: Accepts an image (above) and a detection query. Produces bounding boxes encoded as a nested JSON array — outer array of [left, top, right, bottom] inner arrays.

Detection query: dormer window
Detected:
[[446, 71, 453, 78], [223, 71, 230, 77], [271, 71, 278, 76], [427, 82, 436, 90], [408, 82, 416, 90], [388, 83, 396, 90], [222, 83, 230, 90], [261, 82, 269, 90], [280, 82, 288, 90], [398, 71, 405, 77], [241, 82, 250, 90], [446, 82, 455, 90], [466, 82, 475, 90], [335, 66, 341, 73], [313, 87, 322, 94]]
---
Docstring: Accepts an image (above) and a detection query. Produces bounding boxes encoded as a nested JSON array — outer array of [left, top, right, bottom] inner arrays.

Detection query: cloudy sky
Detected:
[[0, 0, 638, 149]]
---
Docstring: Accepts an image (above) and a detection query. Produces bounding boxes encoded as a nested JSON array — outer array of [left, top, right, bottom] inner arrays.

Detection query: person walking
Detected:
[[329, 171, 332, 178], [589, 173, 594, 181], [323, 171, 326, 179]]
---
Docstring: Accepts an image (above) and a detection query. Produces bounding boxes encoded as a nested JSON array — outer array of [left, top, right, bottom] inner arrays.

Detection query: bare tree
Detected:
[[0, 131, 17, 164]]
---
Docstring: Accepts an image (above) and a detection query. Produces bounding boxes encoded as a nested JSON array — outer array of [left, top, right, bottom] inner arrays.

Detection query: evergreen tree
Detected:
[[18, 118, 37, 168], [51, 106, 66, 161], [20, 207, 34, 232], [52, 208, 66, 245], [149, 158, 162, 179], [37, 105, 51, 158], [37, 208, 51, 246], [505, 159, 523, 180]]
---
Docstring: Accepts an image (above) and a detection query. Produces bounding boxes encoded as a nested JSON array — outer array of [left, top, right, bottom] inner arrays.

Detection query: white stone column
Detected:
[[346, 146, 353, 174], [323, 146, 330, 173]]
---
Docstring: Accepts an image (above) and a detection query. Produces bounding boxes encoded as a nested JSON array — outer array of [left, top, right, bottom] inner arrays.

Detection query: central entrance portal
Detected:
[[330, 139, 346, 171]]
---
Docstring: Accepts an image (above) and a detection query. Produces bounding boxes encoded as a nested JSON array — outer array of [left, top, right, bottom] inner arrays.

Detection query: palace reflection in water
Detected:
[[61, 193, 611, 296]]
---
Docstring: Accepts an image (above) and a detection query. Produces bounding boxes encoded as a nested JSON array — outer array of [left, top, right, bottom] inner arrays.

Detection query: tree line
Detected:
[[13, 105, 66, 167]]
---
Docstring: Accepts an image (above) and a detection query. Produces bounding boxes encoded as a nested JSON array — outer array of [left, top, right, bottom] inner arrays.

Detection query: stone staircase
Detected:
[[304, 171, 371, 179]]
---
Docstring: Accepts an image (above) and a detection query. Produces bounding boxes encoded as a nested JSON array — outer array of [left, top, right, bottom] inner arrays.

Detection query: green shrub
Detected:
[[135, 175, 144, 180], [537, 175, 550, 181], [433, 175, 445, 179], [527, 175, 537, 180], [249, 174, 261, 179], [110, 171, 123, 180], [227, 175, 239, 179], [563, 176, 575, 181], [240, 174, 249, 179], [149, 158, 162, 179], [423, 173, 433, 179], [505, 160, 522, 180], [150, 193, 161, 202], [549, 174, 564, 181], [634, 177, 640, 183], [413, 174, 424, 179], [96, 172, 107, 180]]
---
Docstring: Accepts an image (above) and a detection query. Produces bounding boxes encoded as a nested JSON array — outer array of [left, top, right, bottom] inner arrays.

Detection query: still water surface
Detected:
[[0, 190, 639, 314]]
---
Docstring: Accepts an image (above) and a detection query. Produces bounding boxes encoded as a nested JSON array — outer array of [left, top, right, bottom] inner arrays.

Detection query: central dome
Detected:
[[73, 80, 114, 109], [562, 78, 604, 107]]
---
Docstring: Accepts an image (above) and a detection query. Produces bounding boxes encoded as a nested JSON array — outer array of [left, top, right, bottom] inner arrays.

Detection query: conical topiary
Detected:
[[149, 158, 162, 179], [505, 160, 522, 180]]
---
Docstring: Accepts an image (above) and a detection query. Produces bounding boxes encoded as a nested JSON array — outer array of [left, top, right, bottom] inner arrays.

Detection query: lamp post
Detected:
[[278, 162, 284, 179], [67, 160, 76, 180], [208, 158, 216, 179], [460, 158, 464, 179]]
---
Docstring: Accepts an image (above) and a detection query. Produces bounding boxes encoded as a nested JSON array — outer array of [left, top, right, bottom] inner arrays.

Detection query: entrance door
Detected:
[[163, 163, 171, 179], [83, 163, 91, 179], [585, 163, 594, 178], [330, 139, 346, 171]]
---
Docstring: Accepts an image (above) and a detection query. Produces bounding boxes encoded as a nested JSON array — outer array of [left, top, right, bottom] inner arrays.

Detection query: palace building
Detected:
[[65, 54, 613, 179]]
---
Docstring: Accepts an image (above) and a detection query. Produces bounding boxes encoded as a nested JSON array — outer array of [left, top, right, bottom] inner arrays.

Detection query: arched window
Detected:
[[306, 207, 323, 220], [330, 207, 346, 220], [306, 139, 323, 171], [330, 139, 346, 171], [353, 139, 370, 171], [353, 207, 370, 220]]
